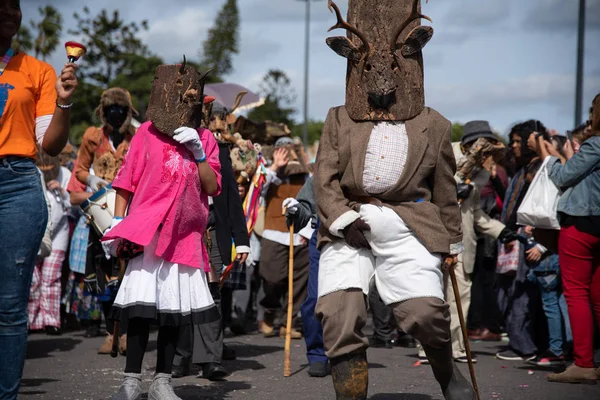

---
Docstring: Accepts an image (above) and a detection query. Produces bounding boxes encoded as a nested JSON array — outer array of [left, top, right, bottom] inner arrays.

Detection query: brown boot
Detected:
[[119, 334, 127, 356], [330, 352, 368, 400], [547, 364, 597, 384], [423, 343, 476, 400], [98, 334, 113, 355], [279, 327, 303, 340], [260, 312, 276, 338]]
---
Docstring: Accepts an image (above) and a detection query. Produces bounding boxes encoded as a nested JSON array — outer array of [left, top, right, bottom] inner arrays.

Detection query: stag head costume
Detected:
[[146, 57, 211, 136], [314, 2, 474, 399], [326, 0, 433, 121]]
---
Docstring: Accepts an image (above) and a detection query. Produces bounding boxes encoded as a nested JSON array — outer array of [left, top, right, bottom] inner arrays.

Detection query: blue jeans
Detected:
[[301, 223, 327, 365], [533, 255, 573, 356], [0, 157, 48, 399]]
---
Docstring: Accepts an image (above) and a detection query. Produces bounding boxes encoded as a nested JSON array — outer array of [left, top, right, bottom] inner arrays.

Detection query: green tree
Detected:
[[67, 7, 152, 136], [248, 69, 297, 126], [291, 120, 324, 145], [12, 26, 33, 52], [68, 79, 103, 145], [69, 7, 149, 88], [451, 123, 464, 142], [110, 54, 164, 119], [31, 5, 62, 60], [200, 0, 239, 79]]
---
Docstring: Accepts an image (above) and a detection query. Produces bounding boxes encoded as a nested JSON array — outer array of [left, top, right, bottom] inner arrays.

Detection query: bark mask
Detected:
[[146, 57, 211, 136], [325, 0, 433, 121]]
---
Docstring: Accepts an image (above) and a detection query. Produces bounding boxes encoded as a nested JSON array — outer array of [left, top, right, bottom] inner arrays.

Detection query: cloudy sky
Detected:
[[25, 0, 600, 137]]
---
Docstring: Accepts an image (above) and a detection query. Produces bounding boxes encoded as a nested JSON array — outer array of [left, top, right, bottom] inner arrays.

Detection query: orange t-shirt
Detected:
[[0, 52, 57, 159]]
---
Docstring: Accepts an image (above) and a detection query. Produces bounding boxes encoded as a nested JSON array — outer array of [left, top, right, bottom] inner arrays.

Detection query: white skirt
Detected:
[[112, 234, 219, 326]]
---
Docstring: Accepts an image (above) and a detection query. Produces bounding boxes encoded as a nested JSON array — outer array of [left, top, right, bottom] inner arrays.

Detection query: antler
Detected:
[[390, 0, 432, 51], [327, 0, 371, 57], [231, 91, 248, 113], [179, 55, 187, 74]]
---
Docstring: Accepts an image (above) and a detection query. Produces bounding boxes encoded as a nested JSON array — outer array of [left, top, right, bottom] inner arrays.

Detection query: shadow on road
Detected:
[[174, 381, 253, 399], [224, 358, 267, 373], [226, 342, 283, 358], [26, 338, 82, 359], [19, 378, 59, 397], [370, 394, 433, 400]]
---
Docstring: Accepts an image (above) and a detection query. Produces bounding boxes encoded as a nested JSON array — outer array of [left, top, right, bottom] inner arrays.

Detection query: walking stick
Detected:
[[283, 207, 294, 377], [110, 258, 127, 358], [446, 257, 480, 400]]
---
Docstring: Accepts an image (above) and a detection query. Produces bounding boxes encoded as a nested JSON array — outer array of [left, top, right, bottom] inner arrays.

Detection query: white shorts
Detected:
[[318, 204, 443, 305]]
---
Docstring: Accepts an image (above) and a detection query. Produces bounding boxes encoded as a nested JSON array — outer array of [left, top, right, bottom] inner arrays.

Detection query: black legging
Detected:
[[124, 319, 180, 374]]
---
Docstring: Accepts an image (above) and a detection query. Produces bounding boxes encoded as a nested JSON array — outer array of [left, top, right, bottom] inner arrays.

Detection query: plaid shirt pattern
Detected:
[[363, 122, 409, 194], [222, 260, 247, 290], [69, 216, 89, 274], [29, 249, 66, 329]]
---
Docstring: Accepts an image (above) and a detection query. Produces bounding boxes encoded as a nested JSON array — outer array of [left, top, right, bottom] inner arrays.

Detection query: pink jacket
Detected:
[[103, 122, 221, 271]]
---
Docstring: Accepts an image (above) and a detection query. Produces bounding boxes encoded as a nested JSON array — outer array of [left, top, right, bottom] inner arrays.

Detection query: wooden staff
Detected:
[[446, 257, 480, 400], [110, 258, 127, 358], [283, 207, 294, 377]]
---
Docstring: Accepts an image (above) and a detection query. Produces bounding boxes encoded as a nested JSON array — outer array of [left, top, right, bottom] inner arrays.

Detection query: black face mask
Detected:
[[104, 105, 128, 132]]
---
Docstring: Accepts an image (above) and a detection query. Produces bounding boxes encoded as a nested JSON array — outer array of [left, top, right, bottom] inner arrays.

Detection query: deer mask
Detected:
[[326, 0, 433, 121], [204, 91, 248, 144], [146, 56, 211, 136]]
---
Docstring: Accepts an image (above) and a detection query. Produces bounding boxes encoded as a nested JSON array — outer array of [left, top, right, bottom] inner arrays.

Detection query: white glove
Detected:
[[173, 127, 206, 162], [87, 175, 108, 193], [101, 217, 123, 260], [282, 197, 299, 216]]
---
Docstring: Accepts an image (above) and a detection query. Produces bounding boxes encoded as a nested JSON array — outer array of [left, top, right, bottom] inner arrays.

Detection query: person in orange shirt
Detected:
[[0, 1, 78, 398], [75, 87, 137, 191]]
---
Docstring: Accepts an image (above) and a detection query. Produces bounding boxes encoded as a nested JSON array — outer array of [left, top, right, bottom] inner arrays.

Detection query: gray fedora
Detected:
[[461, 120, 497, 145]]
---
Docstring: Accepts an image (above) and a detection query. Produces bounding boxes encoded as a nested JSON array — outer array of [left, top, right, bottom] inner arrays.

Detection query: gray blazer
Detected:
[[314, 106, 462, 255], [549, 136, 600, 219]]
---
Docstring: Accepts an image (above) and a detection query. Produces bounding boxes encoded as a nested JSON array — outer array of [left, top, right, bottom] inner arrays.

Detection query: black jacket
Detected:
[[212, 143, 250, 265]]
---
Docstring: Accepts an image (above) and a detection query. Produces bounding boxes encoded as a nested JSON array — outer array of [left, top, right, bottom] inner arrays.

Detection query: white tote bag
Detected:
[[517, 157, 561, 230]]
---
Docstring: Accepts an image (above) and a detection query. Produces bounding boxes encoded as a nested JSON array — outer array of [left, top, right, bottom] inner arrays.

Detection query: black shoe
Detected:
[[369, 336, 393, 349], [222, 344, 236, 360], [45, 326, 61, 336], [308, 361, 330, 377], [172, 363, 190, 378], [84, 323, 101, 338], [202, 363, 229, 381], [229, 319, 247, 336], [392, 334, 417, 348]]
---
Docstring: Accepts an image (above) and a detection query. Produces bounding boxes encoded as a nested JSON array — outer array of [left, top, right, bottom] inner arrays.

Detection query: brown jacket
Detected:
[[314, 106, 462, 255], [75, 126, 132, 185]]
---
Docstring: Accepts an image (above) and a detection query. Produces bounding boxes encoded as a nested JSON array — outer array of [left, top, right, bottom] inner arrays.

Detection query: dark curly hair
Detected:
[[508, 119, 547, 169]]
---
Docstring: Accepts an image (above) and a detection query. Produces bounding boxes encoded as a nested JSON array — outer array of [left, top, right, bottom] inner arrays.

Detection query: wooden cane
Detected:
[[110, 258, 127, 358], [283, 207, 294, 377], [446, 258, 480, 400]]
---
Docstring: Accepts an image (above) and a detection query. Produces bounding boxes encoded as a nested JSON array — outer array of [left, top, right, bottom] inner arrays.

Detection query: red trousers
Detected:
[[559, 225, 600, 368]]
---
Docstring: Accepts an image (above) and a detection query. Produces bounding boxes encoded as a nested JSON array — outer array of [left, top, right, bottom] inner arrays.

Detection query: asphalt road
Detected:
[[22, 330, 600, 400]]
